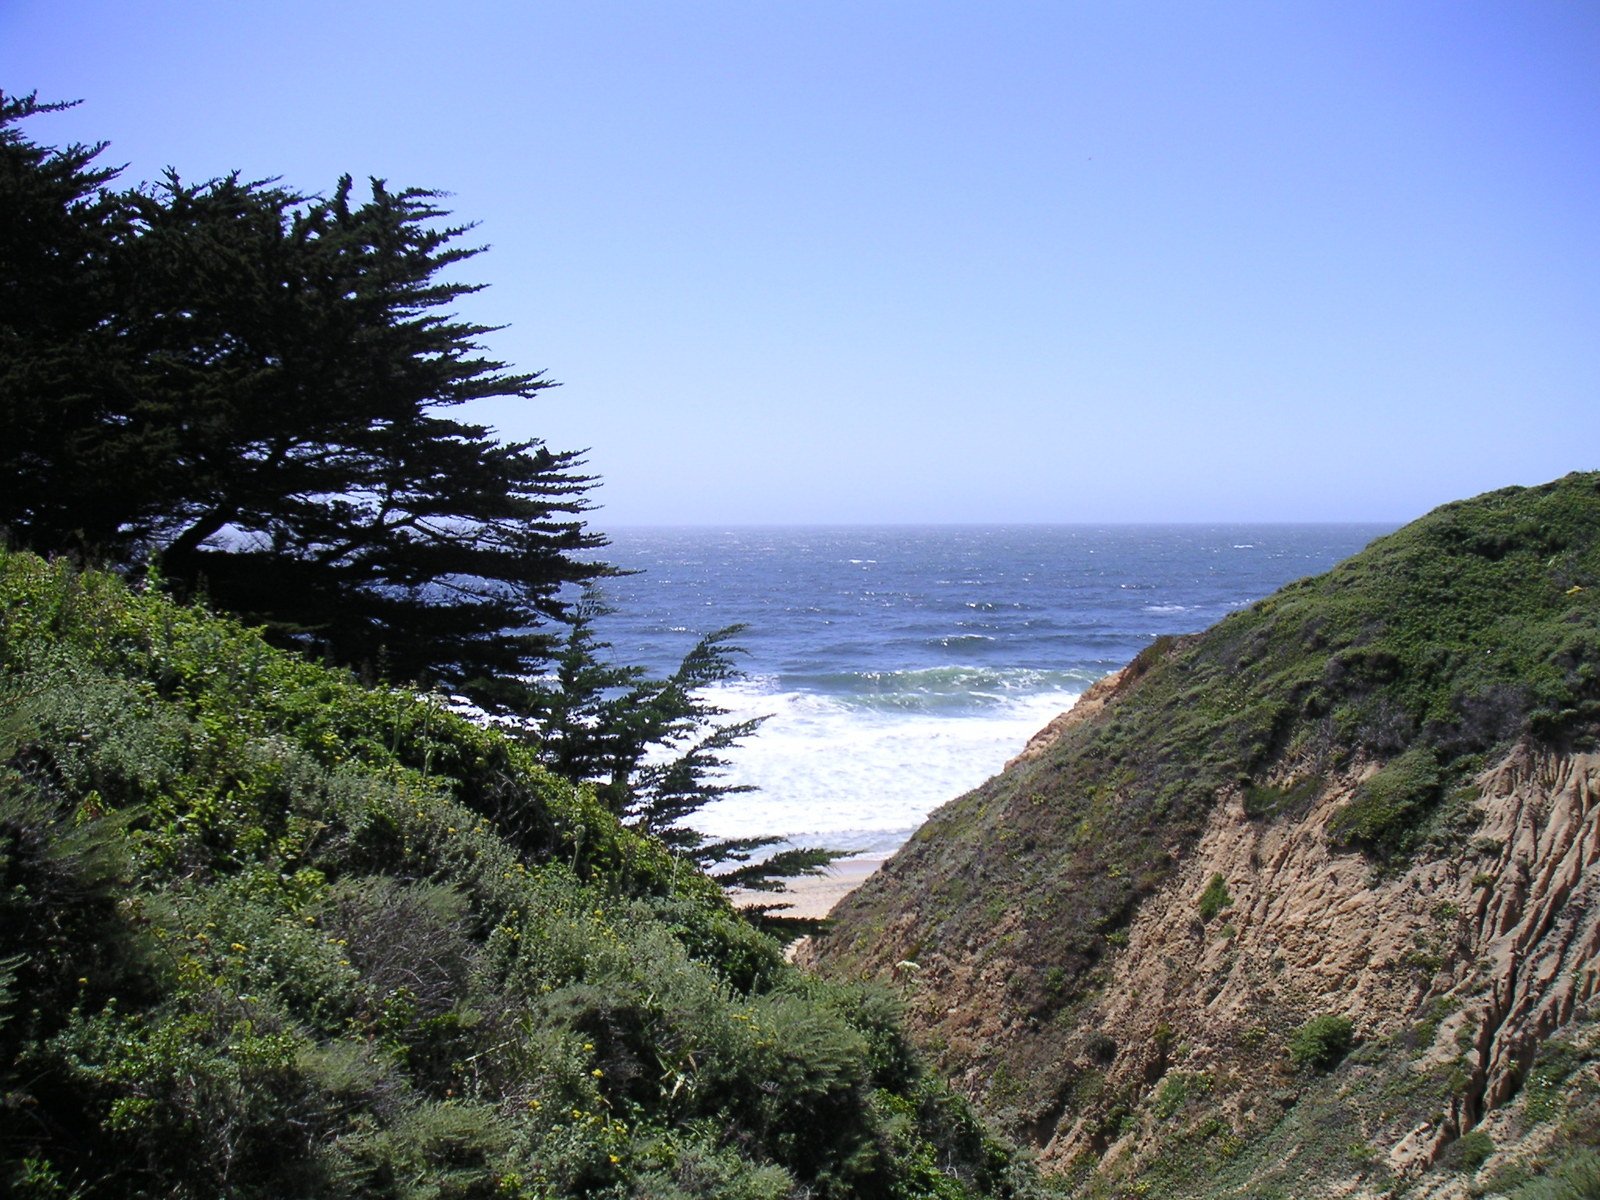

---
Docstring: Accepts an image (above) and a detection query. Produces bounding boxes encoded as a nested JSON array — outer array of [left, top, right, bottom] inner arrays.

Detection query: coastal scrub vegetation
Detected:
[[0, 547, 1035, 1198]]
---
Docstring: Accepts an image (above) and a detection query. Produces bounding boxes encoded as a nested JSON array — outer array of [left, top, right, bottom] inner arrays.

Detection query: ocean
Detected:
[[588, 524, 1393, 859]]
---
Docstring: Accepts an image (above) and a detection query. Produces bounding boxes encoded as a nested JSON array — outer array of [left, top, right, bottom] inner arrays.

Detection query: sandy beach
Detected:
[[733, 854, 886, 920]]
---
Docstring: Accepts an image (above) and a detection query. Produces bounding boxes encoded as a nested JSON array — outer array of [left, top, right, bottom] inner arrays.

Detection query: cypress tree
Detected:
[[0, 94, 605, 705], [0, 92, 134, 553]]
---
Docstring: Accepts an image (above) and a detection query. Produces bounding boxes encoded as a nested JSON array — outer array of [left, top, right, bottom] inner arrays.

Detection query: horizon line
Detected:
[[597, 518, 1407, 531]]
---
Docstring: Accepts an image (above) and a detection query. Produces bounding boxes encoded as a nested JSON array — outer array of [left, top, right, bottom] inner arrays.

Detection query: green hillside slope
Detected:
[[809, 473, 1600, 1198], [0, 549, 1032, 1200]]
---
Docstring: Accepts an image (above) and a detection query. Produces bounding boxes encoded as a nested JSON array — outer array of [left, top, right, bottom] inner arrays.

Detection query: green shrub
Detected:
[[1151, 1071, 1211, 1119], [1288, 1014, 1355, 1072], [1455, 1128, 1494, 1172], [1326, 746, 1442, 857], [1506, 1149, 1600, 1200], [0, 550, 1033, 1199], [1198, 873, 1233, 922]]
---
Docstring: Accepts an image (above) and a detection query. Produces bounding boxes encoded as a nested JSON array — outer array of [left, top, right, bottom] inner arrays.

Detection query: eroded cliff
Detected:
[[806, 474, 1600, 1198]]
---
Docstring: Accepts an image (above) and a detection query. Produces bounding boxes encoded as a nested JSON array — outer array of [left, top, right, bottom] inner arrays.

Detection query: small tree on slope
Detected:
[[533, 599, 847, 903]]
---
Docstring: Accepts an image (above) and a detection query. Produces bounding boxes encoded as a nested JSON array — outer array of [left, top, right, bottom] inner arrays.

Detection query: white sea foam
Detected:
[[686, 681, 1084, 855], [597, 524, 1393, 858]]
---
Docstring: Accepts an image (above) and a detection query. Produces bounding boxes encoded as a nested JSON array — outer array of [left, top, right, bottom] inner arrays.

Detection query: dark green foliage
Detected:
[[1197, 873, 1232, 922], [2, 93, 840, 914], [1453, 1129, 1494, 1172], [536, 607, 765, 855], [0, 777, 148, 1060], [618, 625, 768, 851], [0, 93, 130, 537], [531, 599, 847, 910], [1287, 1014, 1355, 1073], [0, 548, 1029, 1199], [2, 91, 1010, 1199], [0, 91, 604, 710], [1325, 745, 1442, 858]]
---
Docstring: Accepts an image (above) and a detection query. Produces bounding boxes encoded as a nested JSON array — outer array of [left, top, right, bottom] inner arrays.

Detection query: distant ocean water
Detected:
[[589, 525, 1393, 858]]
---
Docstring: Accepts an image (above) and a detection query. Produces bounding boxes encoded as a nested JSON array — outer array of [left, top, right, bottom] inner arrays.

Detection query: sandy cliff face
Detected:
[[1026, 741, 1600, 1190], [813, 728, 1600, 1199]]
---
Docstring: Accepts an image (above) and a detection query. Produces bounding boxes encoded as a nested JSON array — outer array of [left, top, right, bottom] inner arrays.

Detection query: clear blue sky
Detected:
[[5, 1, 1597, 525]]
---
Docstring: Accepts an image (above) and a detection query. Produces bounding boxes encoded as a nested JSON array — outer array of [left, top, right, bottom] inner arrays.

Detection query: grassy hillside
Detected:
[[0, 548, 1035, 1199], [809, 473, 1600, 1195]]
